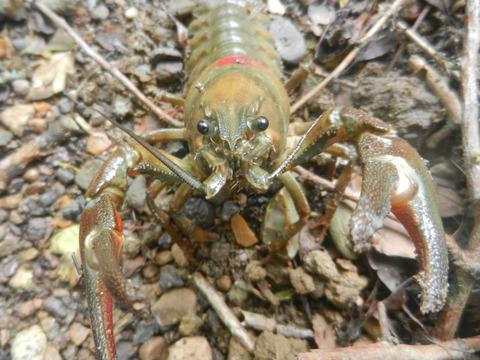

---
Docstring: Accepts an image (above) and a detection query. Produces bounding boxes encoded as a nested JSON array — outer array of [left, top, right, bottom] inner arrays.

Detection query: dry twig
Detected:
[[388, 5, 431, 71], [433, 0, 480, 341], [240, 310, 314, 339], [298, 335, 480, 360], [193, 272, 255, 352], [408, 54, 462, 148], [31, 1, 183, 128], [397, 20, 455, 77], [290, 0, 409, 114]]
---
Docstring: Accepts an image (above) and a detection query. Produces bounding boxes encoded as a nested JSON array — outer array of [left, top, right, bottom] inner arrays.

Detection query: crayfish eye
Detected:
[[197, 119, 210, 135], [252, 116, 269, 132]]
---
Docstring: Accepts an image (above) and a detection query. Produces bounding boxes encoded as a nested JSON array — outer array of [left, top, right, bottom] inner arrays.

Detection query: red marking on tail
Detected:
[[215, 55, 266, 69]]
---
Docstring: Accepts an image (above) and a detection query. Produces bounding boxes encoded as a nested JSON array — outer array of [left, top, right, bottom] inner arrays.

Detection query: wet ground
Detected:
[[0, 0, 472, 359]]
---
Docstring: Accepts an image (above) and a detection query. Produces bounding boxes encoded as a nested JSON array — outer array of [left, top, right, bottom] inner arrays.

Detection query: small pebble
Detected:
[[11, 325, 47, 360], [11, 79, 30, 96], [151, 288, 197, 328], [0, 104, 35, 136], [180, 198, 214, 228], [19, 248, 39, 262], [133, 320, 159, 345], [142, 264, 159, 280], [269, 17, 306, 64], [221, 201, 239, 222], [43, 297, 68, 319], [167, 336, 212, 360], [227, 280, 250, 306], [28, 118, 48, 134], [138, 336, 168, 360], [171, 244, 188, 267], [25, 217, 48, 242], [15, 300, 37, 318], [86, 131, 112, 155], [179, 314, 203, 336], [289, 268, 315, 294], [155, 251, 173, 266], [0, 130, 13, 147], [158, 232, 173, 249], [43, 345, 62, 360], [117, 341, 137, 360], [112, 95, 132, 118], [55, 168, 75, 184], [125, 7, 138, 19], [69, 323, 90, 346], [159, 264, 184, 290], [23, 168, 40, 183], [58, 97, 73, 114], [216, 274, 232, 292], [39, 189, 60, 207], [244, 262, 266, 282], [0, 209, 8, 223], [126, 176, 147, 211], [62, 202, 82, 220], [9, 266, 33, 289], [75, 159, 103, 191], [304, 249, 340, 280], [92, 4, 109, 20], [0, 255, 19, 281], [123, 231, 142, 258]]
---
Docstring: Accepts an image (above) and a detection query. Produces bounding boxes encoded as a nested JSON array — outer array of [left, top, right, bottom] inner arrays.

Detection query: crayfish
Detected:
[[79, 1, 449, 359]]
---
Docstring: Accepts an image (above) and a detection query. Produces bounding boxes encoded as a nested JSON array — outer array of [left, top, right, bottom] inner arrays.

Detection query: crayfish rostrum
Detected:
[[79, 1, 449, 359]]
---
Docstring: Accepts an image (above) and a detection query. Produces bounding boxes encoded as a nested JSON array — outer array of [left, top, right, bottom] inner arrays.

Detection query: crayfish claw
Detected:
[[354, 132, 449, 313], [350, 158, 398, 251]]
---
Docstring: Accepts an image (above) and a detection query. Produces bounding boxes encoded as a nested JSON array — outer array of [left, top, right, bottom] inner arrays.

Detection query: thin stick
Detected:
[[295, 166, 409, 236], [397, 20, 454, 77], [298, 335, 480, 360], [433, 0, 480, 341], [388, 5, 430, 71], [290, 0, 409, 114], [241, 310, 314, 339], [193, 272, 255, 352], [408, 54, 463, 148], [32, 1, 183, 128]]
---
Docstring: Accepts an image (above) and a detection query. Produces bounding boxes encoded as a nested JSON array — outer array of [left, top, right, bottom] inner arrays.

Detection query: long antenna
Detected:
[[89, 103, 205, 193]]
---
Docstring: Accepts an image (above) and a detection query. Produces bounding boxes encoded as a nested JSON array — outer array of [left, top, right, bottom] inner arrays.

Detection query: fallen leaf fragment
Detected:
[[231, 213, 258, 247]]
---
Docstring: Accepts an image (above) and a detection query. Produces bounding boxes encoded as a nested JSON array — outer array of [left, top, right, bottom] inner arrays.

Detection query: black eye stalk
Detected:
[[254, 116, 269, 131], [197, 119, 210, 134]]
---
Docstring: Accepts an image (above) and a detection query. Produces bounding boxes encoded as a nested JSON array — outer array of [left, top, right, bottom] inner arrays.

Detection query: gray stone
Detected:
[[221, 201, 239, 221], [25, 217, 48, 242], [126, 176, 147, 211], [112, 95, 132, 118], [56, 168, 75, 184], [0, 130, 13, 147], [43, 297, 68, 319], [11, 325, 47, 360], [75, 159, 103, 191], [167, 337, 212, 360], [159, 264, 184, 290], [92, 4, 109, 20], [269, 17, 306, 64], [151, 288, 197, 328], [58, 97, 73, 114], [180, 197, 214, 228], [11, 79, 30, 96]]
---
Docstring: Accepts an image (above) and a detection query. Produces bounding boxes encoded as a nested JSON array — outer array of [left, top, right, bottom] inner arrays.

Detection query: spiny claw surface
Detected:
[[351, 132, 449, 313]]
